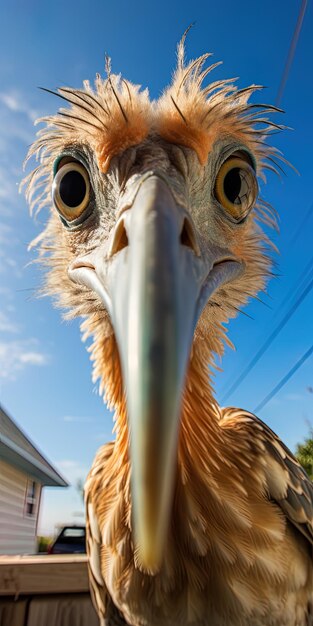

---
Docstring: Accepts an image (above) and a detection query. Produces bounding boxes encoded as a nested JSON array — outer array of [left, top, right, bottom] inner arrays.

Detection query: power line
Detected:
[[273, 251, 313, 320], [254, 343, 313, 413], [222, 1, 309, 404], [275, 2, 311, 247], [222, 274, 313, 402], [275, 0, 308, 107], [275, 4, 311, 249], [288, 200, 313, 248]]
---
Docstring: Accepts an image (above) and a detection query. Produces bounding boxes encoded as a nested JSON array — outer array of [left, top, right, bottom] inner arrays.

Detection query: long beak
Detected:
[[112, 176, 203, 570], [69, 174, 242, 571]]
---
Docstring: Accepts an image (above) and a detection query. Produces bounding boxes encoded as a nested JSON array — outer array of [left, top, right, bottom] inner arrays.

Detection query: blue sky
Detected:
[[0, 0, 312, 535]]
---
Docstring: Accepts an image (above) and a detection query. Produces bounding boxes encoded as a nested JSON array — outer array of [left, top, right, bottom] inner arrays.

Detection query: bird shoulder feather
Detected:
[[219, 407, 313, 549]]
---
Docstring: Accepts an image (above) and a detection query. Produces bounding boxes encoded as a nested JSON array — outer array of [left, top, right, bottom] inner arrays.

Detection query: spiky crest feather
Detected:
[[20, 36, 287, 405], [23, 35, 285, 229]]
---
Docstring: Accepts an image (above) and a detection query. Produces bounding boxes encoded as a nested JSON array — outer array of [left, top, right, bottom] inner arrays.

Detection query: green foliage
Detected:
[[295, 428, 313, 480], [37, 535, 52, 553]]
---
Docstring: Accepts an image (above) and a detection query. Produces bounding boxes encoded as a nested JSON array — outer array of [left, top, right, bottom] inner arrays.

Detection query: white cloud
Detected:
[[0, 339, 49, 380], [0, 89, 38, 220], [63, 415, 94, 423], [0, 222, 13, 243], [57, 460, 89, 485], [284, 392, 306, 402], [0, 90, 38, 158], [0, 222, 25, 278], [0, 249, 23, 277], [0, 287, 12, 298], [0, 173, 17, 205], [265, 397, 281, 407], [19, 351, 47, 365], [0, 311, 19, 333], [0, 91, 38, 122], [0, 93, 20, 112], [95, 431, 114, 442], [0, 161, 23, 219]]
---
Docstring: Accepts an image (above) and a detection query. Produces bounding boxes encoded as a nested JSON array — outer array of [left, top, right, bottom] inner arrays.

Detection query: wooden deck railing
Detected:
[[0, 555, 99, 626]]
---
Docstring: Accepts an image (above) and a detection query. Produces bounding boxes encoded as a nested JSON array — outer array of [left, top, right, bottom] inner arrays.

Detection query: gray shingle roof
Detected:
[[0, 405, 68, 487]]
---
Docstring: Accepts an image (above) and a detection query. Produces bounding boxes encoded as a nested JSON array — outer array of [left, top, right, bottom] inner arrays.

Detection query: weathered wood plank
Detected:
[[27, 594, 98, 626], [0, 598, 28, 626], [0, 555, 90, 595]]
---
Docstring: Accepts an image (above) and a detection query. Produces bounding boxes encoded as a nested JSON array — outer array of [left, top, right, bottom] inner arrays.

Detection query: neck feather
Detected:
[[94, 334, 225, 478]]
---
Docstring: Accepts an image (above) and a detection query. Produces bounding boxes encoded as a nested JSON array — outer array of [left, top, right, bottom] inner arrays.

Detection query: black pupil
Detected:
[[223, 168, 242, 204], [59, 170, 86, 208]]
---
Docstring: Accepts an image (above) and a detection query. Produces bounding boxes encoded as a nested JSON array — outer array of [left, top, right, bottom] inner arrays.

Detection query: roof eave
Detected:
[[0, 436, 68, 487]]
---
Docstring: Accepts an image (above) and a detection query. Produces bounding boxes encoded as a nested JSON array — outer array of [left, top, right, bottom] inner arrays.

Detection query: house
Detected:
[[0, 405, 68, 555]]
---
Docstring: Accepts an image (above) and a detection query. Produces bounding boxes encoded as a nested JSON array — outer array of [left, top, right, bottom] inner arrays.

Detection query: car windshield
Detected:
[[61, 528, 85, 538]]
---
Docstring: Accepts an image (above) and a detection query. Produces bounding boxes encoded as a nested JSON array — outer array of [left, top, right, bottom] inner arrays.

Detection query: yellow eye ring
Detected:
[[214, 157, 258, 222], [52, 161, 91, 222]]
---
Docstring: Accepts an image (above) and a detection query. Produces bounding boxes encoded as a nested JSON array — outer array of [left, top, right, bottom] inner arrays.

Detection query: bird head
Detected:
[[24, 35, 283, 572]]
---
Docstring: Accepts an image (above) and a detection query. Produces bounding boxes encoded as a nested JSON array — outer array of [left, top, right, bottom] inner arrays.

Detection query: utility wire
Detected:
[[276, 2, 310, 248], [222, 274, 313, 402], [288, 200, 313, 248], [254, 343, 313, 413], [273, 251, 313, 319], [275, 0, 308, 107], [222, 1, 309, 403]]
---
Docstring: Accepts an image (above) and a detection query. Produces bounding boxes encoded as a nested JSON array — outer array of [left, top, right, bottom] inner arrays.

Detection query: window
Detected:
[[62, 528, 85, 538], [25, 480, 37, 517]]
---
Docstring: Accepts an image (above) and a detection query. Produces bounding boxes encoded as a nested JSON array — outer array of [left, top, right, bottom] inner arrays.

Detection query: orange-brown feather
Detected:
[[85, 336, 312, 626]]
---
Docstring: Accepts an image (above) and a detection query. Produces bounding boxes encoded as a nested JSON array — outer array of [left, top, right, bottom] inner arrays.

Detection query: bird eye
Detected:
[[214, 157, 258, 222], [52, 160, 91, 223]]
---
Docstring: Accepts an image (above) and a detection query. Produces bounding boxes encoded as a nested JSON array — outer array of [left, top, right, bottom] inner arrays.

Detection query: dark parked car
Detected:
[[48, 525, 86, 554]]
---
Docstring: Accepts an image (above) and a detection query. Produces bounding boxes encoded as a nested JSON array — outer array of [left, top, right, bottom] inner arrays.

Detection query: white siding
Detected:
[[0, 460, 42, 555]]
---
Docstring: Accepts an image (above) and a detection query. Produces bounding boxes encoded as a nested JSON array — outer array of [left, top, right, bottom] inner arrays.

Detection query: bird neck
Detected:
[[178, 343, 224, 475], [99, 335, 222, 472]]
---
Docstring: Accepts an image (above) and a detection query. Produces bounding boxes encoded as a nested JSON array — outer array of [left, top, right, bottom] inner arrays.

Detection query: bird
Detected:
[[24, 31, 312, 626]]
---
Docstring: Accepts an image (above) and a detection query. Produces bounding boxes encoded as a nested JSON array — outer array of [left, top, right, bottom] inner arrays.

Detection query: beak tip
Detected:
[[135, 539, 163, 575]]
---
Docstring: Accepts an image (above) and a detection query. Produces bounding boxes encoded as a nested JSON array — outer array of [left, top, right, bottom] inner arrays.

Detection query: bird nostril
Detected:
[[110, 219, 129, 256], [180, 217, 200, 256]]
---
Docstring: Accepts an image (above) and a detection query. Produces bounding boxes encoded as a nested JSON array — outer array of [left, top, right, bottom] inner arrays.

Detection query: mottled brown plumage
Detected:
[[24, 34, 312, 626]]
